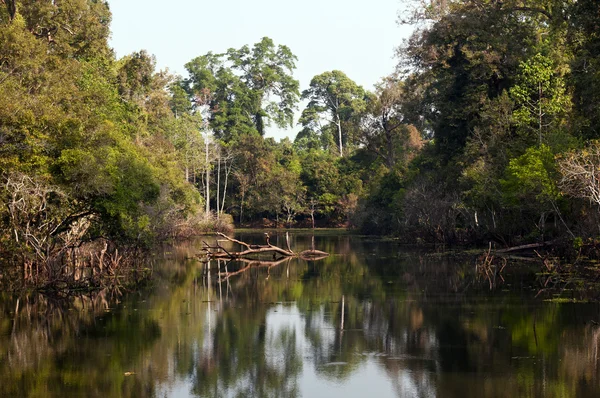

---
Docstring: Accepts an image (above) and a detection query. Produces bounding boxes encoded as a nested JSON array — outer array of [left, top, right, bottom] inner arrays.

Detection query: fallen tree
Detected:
[[201, 232, 329, 260], [495, 238, 562, 254]]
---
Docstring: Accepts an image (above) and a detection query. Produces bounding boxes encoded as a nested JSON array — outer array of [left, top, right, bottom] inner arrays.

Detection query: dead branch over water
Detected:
[[200, 232, 329, 261]]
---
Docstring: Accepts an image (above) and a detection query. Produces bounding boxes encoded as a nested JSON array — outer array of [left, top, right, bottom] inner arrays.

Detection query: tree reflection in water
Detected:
[[1, 232, 600, 397]]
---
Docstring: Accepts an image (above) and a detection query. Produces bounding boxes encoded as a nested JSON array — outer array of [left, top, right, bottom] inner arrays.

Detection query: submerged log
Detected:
[[201, 232, 329, 261], [495, 238, 561, 254]]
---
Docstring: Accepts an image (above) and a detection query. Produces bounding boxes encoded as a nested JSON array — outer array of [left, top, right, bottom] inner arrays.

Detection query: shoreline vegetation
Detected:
[[3, 1, 600, 292]]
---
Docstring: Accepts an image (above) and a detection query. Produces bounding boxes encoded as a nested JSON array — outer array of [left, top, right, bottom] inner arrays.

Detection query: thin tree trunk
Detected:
[[538, 81, 543, 145], [216, 157, 221, 219], [221, 159, 231, 214], [205, 134, 210, 216], [340, 295, 345, 330], [240, 194, 244, 224], [309, 199, 316, 229], [336, 113, 343, 157], [4, 0, 16, 21], [385, 125, 395, 168]]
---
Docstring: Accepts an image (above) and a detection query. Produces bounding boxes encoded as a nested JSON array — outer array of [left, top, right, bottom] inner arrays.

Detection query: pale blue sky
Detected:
[[108, 0, 412, 140]]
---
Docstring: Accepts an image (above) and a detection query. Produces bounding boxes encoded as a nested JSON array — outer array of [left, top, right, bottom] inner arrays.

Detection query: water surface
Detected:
[[1, 231, 600, 397]]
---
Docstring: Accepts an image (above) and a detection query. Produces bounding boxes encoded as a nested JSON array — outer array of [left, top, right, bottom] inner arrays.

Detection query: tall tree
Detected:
[[360, 76, 424, 168], [510, 53, 570, 145], [300, 71, 366, 157], [184, 38, 300, 141]]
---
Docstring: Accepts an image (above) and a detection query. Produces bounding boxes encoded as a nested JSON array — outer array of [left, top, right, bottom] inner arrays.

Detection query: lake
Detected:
[[1, 230, 600, 397]]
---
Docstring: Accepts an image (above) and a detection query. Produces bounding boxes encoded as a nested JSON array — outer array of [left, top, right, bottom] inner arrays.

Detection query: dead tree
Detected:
[[200, 232, 329, 261]]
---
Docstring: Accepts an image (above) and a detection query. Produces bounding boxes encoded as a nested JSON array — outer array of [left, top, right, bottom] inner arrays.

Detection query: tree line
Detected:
[[2, 0, 600, 279], [182, 0, 600, 249]]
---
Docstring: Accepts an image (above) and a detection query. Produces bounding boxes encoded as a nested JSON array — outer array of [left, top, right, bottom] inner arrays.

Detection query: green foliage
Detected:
[[4, 0, 600, 253], [501, 144, 560, 206], [360, 77, 424, 168], [185, 37, 300, 140], [510, 53, 570, 144], [357, 0, 595, 243], [300, 70, 366, 156], [0, 1, 208, 261]]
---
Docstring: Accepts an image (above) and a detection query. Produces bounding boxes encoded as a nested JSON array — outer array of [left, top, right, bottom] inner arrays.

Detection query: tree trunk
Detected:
[[336, 113, 343, 157], [205, 134, 210, 216], [309, 199, 316, 229], [202, 232, 329, 260], [216, 157, 221, 219], [221, 159, 231, 214], [385, 122, 395, 168], [240, 194, 244, 224], [538, 81, 543, 145], [4, 0, 16, 21]]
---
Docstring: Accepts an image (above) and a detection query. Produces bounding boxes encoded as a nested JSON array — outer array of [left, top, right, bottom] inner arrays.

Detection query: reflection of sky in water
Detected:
[[153, 302, 437, 397], [266, 303, 435, 398], [156, 379, 194, 398]]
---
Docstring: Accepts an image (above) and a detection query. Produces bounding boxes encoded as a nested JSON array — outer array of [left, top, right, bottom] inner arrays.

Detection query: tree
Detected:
[[215, 144, 234, 218], [360, 76, 424, 168], [233, 169, 250, 224], [184, 38, 300, 141], [510, 53, 570, 145], [501, 144, 560, 237], [166, 113, 203, 183], [6, 0, 112, 60], [227, 37, 300, 134], [117, 50, 155, 99], [570, 0, 600, 139], [381, 0, 578, 242], [168, 78, 192, 118], [301, 71, 366, 157], [399, 0, 560, 161], [558, 141, 600, 209], [0, 1, 208, 262]]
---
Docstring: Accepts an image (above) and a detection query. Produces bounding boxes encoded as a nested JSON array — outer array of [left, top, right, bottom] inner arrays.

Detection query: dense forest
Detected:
[[1, 0, 600, 284]]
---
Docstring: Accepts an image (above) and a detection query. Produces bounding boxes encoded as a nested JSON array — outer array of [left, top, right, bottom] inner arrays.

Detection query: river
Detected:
[[1, 230, 600, 397]]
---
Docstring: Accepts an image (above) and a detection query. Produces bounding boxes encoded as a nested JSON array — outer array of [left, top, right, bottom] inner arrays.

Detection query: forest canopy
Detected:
[[2, 0, 600, 281]]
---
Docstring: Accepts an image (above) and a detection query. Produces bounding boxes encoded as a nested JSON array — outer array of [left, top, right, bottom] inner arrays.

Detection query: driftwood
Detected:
[[495, 238, 561, 254], [201, 232, 329, 261]]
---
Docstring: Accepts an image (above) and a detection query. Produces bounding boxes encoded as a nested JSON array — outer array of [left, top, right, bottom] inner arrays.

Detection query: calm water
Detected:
[[2, 231, 600, 397]]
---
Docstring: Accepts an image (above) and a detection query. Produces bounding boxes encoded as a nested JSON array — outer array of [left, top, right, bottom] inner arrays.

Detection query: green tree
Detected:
[[0, 1, 207, 270], [301, 70, 366, 157], [500, 144, 561, 239], [510, 53, 570, 145], [185, 38, 300, 140]]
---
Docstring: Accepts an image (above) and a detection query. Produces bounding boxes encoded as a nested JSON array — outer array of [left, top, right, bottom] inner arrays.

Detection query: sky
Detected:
[[107, 0, 413, 140]]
